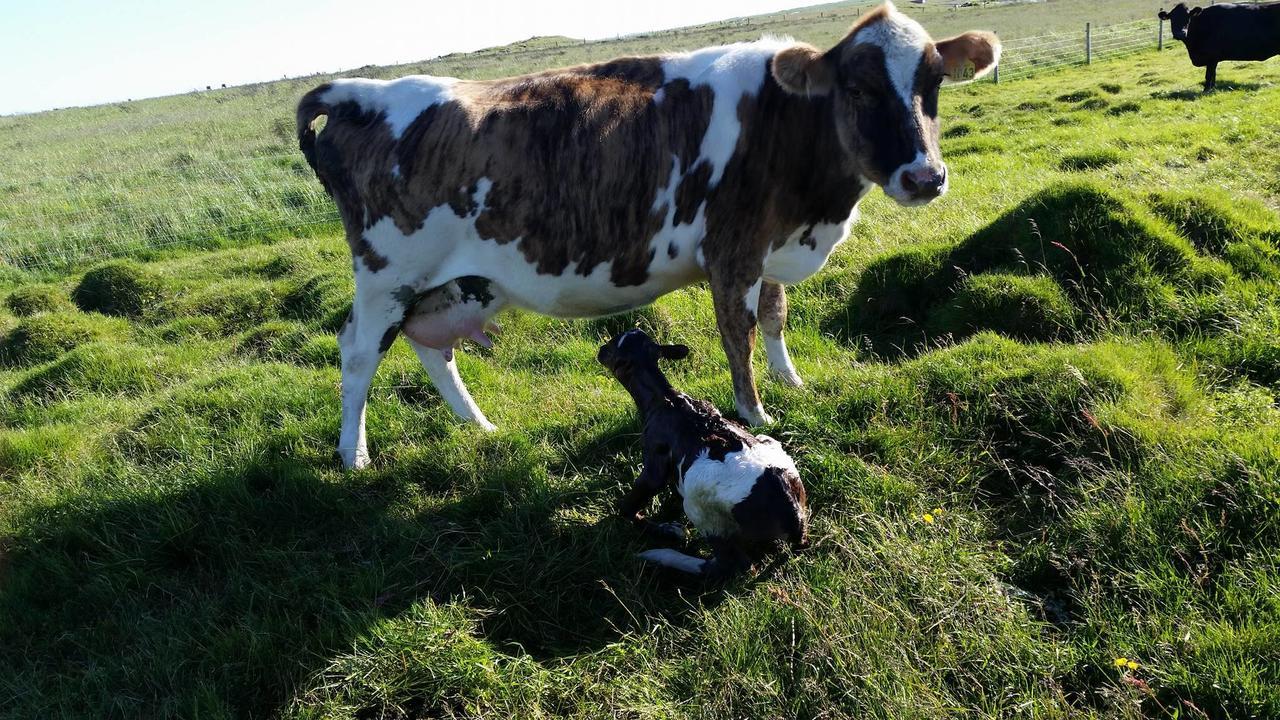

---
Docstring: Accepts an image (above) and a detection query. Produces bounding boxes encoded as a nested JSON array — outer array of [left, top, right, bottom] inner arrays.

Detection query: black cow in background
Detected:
[[1159, 2, 1280, 91]]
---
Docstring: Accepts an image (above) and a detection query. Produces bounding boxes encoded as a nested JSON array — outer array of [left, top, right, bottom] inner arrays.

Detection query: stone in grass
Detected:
[[72, 261, 166, 318]]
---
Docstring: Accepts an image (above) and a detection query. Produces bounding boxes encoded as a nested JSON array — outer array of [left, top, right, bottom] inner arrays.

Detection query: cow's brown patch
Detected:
[[303, 58, 717, 287]]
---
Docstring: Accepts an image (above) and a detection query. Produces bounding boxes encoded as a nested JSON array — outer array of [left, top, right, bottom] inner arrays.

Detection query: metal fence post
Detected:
[[993, 63, 1000, 84], [1158, 13, 1164, 51], [1086, 22, 1092, 64]]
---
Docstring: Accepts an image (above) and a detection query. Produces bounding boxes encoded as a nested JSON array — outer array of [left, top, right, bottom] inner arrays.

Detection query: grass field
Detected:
[[3, 2, 1280, 718]]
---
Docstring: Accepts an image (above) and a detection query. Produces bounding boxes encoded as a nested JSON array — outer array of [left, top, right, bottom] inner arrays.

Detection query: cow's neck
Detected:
[[719, 74, 868, 232]]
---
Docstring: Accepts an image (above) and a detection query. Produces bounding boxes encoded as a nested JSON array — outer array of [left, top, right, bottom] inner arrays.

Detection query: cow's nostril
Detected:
[[902, 173, 919, 194]]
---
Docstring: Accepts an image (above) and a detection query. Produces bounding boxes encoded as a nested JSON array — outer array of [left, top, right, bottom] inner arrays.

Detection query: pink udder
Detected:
[[402, 299, 499, 356]]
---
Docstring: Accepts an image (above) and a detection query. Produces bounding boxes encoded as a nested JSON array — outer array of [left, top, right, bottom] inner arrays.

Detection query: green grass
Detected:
[[4, 4, 1280, 719]]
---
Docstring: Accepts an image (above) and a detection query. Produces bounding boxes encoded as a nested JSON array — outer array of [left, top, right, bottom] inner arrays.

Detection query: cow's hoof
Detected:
[[647, 521, 688, 543], [738, 407, 775, 426], [474, 418, 498, 432], [341, 449, 371, 471]]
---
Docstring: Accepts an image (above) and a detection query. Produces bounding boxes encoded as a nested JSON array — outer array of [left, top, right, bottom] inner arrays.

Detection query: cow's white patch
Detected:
[[662, 37, 795, 186], [638, 548, 707, 574], [763, 333, 801, 385], [322, 76, 459, 140], [763, 183, 869, 285], [679, 438, 797, 538], [852, 3, 931, 110], [743, 279, 762, 317]]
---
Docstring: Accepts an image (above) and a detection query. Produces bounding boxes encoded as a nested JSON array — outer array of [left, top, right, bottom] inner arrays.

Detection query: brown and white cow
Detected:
[[297, 2, 1000, 469]]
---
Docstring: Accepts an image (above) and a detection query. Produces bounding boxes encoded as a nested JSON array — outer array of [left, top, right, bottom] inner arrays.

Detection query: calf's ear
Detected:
[[936, 31, 1002, 82], [1189, 6, 1202, 17], [659, 344, 691, 361], [772, 44, 834, 96]]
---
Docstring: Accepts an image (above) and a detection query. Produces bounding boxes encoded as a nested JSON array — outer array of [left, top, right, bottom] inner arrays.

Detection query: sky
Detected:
[[0, 0, 824, 115]]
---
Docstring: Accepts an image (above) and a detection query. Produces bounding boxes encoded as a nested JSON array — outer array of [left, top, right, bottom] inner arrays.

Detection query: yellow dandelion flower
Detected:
[[1114, 657, 1128, 667], [922, 513, 935, 524], [1126, 660, 1140, 670], [932, 507, 943, 516]]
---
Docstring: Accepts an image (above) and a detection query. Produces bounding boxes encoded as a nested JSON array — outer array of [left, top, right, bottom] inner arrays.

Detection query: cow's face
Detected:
[[1158, 4, 1200, 42], [772, 2, 1000, 206]]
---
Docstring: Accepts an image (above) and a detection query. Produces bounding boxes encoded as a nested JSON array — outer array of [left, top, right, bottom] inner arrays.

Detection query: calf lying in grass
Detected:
[[598, 330, 809, 579]]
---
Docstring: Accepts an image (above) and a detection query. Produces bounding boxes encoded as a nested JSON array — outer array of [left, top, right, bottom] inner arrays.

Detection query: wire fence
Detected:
[[0, 15, 1171, 274]]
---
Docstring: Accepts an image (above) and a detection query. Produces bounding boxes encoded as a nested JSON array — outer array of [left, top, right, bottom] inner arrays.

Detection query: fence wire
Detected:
[[0, 16, 1167, 274]]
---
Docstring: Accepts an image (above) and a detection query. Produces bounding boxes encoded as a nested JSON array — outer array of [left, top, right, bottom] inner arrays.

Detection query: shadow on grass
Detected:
[[0, 420, 715, 717], [1151, 81, 1265, 101]]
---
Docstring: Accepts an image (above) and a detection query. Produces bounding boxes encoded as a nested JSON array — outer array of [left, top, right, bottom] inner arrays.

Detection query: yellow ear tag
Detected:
[[950, 60, 977, 82]]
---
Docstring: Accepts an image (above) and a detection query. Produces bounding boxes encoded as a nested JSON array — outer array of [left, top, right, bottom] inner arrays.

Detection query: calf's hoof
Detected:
[[770, 367, 804, 388], [340, 448, 371, 471]]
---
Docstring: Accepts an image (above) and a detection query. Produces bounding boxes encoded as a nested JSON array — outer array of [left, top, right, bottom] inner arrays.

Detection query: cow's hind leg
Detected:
[[1205, 62, 1217, 92], [757, 281, 803, 387], [408, 342, 496, 431], [337, 280, 408, 470]]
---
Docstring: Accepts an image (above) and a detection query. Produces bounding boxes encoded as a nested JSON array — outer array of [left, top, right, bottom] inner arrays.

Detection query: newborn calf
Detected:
[[598, 330, 808, 579]]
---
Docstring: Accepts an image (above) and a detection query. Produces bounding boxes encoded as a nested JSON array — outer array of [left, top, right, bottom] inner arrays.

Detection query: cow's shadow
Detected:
[[1151, 80, 1266, 100], [0, 420, 725, 717]]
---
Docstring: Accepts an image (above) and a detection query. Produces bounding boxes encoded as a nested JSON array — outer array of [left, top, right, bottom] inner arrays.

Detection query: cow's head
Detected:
[[771, 2, 1000, 206], [1158, 4, 1200, 42]]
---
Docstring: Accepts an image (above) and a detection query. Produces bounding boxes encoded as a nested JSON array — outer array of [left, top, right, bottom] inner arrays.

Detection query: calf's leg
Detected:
[[1204, 62, 1217, 92], [757, 281, 803, 387]]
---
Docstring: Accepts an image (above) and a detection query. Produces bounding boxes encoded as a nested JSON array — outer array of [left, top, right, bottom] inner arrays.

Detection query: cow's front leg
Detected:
[[1204, 62, 1218, 92], [710, 272, 772, 425], [757, 281, 802, 387]]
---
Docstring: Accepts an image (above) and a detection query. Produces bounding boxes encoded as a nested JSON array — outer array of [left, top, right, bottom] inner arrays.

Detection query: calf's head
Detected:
[[1158, 4, 1199, 42], [597, 330, 690, 383], [771, 1, 1000, 206]]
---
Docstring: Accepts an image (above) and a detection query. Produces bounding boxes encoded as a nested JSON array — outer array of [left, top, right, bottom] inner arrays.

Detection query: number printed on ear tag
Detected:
[[955, 60, 977, 81]]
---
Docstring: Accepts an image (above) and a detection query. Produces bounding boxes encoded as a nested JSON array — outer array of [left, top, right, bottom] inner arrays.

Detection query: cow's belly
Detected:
[[762, 209, 859, 286], [366, 200, 708, 319]]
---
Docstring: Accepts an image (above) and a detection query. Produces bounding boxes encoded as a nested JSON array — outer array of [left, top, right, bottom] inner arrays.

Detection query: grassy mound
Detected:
[[832, 181, 1246, 354], [72, 261, 167, 318], [924, 273, 1077, 342], [10, 342, 194, 400], [5, 284, 72, 317], [162, 278, 281, 331], [281, 270, 352, 331], [0, 311, 127, 367], [1058, 149, 1122, 171]]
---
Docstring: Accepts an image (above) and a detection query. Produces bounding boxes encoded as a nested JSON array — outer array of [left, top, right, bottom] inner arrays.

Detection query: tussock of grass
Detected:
[[0, 311, 128, 367], [1058, 149, 1123, 171], [5, 284, 72, 317], [72, 260, 167, 317]]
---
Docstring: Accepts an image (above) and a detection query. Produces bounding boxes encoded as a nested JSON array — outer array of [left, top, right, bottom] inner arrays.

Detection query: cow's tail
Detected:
[[296, 84, 333, 185]]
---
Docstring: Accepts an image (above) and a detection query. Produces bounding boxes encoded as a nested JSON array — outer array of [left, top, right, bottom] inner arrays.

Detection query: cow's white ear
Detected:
[[936, 31, 1002, 83], [772, 44, 833, 97]]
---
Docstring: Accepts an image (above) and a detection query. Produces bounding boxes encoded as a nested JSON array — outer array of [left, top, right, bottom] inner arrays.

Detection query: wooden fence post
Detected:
[[1086, 22, 1092, 64]]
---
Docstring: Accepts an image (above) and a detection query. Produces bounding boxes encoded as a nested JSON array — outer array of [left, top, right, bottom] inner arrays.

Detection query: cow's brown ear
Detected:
[[772, 44, 833, 96], [936, 31, 1002, 82]]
